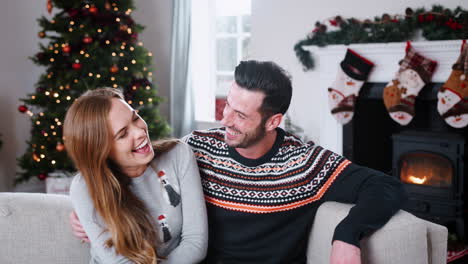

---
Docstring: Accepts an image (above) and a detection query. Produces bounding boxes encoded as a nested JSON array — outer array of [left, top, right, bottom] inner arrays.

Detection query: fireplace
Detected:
[[342, 82, 468, 240], [392, 131, 465, 239]]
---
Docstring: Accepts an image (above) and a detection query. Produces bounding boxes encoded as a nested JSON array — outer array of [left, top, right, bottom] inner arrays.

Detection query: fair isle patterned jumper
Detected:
[[184, 127, 406, 264]]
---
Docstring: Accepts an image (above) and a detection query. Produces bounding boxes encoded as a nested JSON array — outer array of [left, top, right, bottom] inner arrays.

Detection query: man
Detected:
[[71, 60, 407, 263]]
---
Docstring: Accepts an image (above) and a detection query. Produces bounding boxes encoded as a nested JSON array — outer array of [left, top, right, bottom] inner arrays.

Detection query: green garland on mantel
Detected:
[[295, 5, 468, 70]]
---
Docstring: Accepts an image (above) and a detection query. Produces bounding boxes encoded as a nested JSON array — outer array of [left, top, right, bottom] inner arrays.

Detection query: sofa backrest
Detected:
[[0, 192, 91, 264]]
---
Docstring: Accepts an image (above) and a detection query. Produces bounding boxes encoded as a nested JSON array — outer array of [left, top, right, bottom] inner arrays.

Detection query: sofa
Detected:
[[0, 192, 447, 264]]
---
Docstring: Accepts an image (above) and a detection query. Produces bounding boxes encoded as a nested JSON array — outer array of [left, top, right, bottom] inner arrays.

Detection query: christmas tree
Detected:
[[16, 0, 170, 184]]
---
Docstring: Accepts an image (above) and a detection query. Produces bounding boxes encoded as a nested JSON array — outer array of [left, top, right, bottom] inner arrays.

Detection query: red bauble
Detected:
[[89, 6, 98, 14], [38, 173, 47, 180], [18, 105, 28, 113], [36, 52, 45, 60], [62, 45, 71, 53], [56, 143, 65, 152], [83, 36, 93, 44], [72, 63, 82, 70], [67, 9, 79, 17], [110, 65, 119, 73]]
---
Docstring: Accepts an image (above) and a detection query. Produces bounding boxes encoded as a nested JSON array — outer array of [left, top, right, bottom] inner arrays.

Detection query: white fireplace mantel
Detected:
[[303, 40, 463, 154], [306, 39, 463, 82]]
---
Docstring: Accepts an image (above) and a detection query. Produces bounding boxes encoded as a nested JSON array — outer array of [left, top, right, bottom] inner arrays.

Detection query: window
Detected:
[[191, 0, 251, 123]]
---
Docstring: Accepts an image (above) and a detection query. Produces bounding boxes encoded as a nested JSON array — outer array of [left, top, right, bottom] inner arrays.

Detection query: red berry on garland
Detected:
[[18, 105, 28, 113], [38, 173, 47, 180], [62, 45, 71, 53], [89, 6, 98, 14], [72, 62, 82, 70], [83, 36, 93, 44], [418, 14, 425, 23]]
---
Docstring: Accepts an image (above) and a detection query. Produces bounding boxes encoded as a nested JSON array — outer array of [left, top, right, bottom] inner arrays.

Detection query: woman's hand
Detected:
[[69, 210, 90, 243]]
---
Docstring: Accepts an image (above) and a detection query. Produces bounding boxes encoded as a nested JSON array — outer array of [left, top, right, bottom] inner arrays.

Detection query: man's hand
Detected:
[[69, 211, 90, 243], [330, 240, 361, 264]]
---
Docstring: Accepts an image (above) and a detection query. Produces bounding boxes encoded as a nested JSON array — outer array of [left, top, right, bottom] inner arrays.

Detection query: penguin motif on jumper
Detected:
[[157, 170, 181, 207], [158, 214, 172, 243]]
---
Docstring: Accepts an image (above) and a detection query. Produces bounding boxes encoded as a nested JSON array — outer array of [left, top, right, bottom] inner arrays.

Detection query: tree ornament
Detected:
[[38, 31, 46, 38], [47, 0, 53, 14], [72, 62, 82, 70], [56, 143, 65, 152], [18, 105, 28, 113], [37, 173, 47, 180], [67, 8, 79, 17], [89, 5, 98, 15], [120, 24, 129, 31], [36, 86, 45, 92], [83, 36, 93, 44], [62, 45, 71, 54], [32, 153, 40, 162], [110, 65, 119, 73], [36, 52, 45, 61]]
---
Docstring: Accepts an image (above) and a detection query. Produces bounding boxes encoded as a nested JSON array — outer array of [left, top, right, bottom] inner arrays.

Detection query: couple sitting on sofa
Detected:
[[65, 60, 407, 264]]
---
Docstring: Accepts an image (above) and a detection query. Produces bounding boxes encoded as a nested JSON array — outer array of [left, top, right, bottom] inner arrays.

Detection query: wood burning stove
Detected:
[[392, 131, 466, 239]]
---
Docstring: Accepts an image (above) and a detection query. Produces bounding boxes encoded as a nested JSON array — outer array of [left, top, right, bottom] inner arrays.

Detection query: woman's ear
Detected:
[[265, 113, 283, 132]]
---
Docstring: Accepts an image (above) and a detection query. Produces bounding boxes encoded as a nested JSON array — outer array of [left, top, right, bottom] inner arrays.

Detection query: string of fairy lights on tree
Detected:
[[295, 5, 468, 70], [16, 0, 170, 183]]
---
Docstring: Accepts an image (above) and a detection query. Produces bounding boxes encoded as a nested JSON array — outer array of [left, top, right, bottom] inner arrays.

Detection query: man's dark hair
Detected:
[[234, 60, 292, 119]]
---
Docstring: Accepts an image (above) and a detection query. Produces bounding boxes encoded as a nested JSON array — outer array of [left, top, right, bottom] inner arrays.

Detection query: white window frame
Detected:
[[191, 0, 251, 125]]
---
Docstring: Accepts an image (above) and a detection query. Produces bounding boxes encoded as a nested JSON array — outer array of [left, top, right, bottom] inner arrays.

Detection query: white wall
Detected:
[[250, 0, 466, 146], [0, 1, 172, 191]]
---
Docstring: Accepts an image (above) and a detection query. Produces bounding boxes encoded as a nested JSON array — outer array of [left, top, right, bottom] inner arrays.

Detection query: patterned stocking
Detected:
[[383, 42, 437, 126]]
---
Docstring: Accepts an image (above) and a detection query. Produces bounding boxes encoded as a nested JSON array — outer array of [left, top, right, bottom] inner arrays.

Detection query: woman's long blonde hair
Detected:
[[64, 88, 177, 264]]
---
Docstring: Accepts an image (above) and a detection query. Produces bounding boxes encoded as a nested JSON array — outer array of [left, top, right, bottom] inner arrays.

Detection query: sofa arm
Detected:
[[0, 192, 91, 264], [307, 202, 447, 264]]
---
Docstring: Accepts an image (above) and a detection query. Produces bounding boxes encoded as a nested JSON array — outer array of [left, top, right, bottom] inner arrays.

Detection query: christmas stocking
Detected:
[[328, 49, 374, 124], [383, 42, 437, 126], [437, 40, 468, 128]]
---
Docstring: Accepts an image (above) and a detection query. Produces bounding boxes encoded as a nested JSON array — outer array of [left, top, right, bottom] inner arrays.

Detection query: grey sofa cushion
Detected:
[[0, 192, 90, 264]]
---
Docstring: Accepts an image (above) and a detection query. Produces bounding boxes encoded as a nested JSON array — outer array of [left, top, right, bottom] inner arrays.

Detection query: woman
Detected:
[[64, 88, 207, 264]]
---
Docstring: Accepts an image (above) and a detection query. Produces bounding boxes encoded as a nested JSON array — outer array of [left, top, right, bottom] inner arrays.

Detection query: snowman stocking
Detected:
[[328, 49, 374, 124], [383, 42, 437, 126], [437, 40, 468, 128]]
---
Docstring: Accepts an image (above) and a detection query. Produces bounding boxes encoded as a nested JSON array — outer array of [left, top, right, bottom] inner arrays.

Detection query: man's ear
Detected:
[[265, 113, 283, 132]]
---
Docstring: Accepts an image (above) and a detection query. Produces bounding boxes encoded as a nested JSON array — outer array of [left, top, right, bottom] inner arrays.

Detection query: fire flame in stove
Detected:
[[408, 175, 427, 184]]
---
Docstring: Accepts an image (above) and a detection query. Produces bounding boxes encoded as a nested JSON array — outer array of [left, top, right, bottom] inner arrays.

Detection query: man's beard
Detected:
[[226, 122, 267, 149]]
